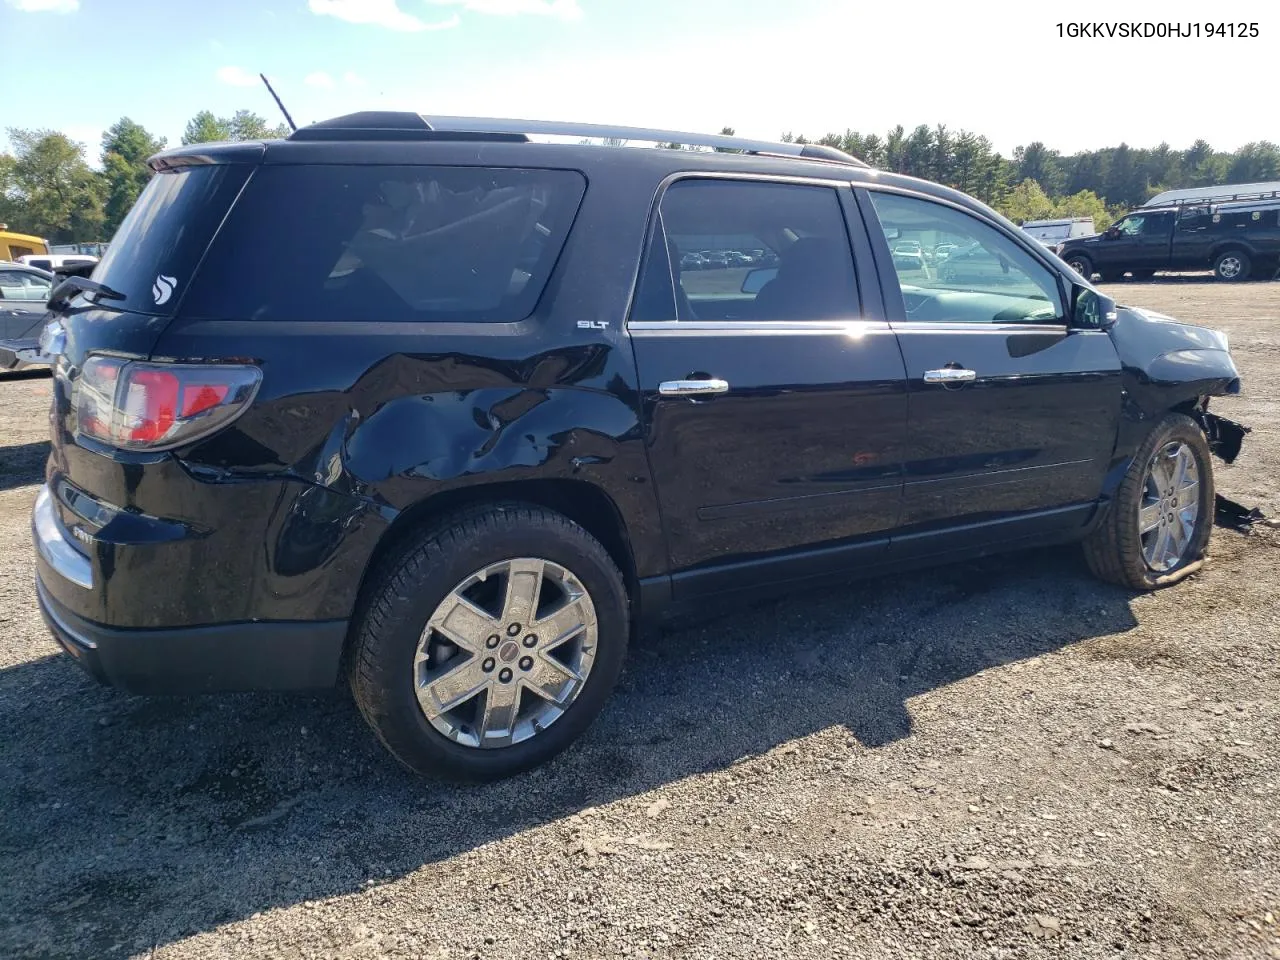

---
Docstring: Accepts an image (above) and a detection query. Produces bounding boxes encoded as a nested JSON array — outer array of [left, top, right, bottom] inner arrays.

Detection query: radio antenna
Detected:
[[260, 73, 297, 132]]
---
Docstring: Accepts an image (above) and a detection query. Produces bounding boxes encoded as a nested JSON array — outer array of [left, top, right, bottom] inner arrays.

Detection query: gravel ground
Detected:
[[1, 280, 1278, 960]]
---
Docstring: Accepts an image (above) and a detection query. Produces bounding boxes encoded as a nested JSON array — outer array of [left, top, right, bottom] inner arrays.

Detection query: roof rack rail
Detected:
[[288, 112, 866, 166], [423, 116, 867, 166], [1162, 189, 1280, 206]]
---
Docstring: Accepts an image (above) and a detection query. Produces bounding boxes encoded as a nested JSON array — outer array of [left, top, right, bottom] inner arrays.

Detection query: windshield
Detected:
[[92, 164, 250, 315]]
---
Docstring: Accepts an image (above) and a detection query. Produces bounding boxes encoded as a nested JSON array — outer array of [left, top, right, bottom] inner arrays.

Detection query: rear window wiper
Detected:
[[48, 275, 127, 311]]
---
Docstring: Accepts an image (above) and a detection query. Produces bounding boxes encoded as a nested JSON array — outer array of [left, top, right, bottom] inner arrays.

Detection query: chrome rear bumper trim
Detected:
[[33, 485, 93, 589]]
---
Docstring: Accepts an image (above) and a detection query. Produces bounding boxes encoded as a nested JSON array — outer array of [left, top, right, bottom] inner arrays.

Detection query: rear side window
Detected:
[[633, 179, 859, 323], [93, 165, 252, 316], [185, 165, 587, 323]]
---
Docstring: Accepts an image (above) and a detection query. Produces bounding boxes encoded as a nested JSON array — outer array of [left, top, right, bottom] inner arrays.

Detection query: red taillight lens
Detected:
[[75, 358, 261, 451], [124, 369, 179, 443]]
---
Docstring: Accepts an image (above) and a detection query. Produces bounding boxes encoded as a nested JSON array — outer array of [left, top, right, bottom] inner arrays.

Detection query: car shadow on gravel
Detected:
[[0, 440, 49, 491], [0, 547, 1140, 957]]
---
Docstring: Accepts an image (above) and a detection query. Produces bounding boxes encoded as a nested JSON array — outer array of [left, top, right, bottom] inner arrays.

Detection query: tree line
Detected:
[[784, 125, 1279, 230], [0, 111, 288, 243], [2, 114, 1278, 243]]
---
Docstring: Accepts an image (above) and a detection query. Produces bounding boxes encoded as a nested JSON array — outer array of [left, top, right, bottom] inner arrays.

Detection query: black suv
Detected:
[[33, 113, 1247, 781]]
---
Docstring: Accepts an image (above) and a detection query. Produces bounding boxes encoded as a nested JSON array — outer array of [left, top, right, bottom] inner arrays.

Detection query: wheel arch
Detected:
[[347, 478, 640, 652]]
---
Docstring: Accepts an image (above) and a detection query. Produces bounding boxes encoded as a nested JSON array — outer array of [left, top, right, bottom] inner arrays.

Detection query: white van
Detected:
[[1020, 218, 1096, 254]]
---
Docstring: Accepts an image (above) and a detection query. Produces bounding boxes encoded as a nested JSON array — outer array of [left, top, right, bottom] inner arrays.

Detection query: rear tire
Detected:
[[350, 503, 629, 782], [1083, 413, 1215, 591], [1213, 249, 1250, 282]]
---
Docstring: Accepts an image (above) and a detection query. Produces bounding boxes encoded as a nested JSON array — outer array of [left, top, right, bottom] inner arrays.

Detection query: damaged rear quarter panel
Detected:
[[162, 326, 664, 624]]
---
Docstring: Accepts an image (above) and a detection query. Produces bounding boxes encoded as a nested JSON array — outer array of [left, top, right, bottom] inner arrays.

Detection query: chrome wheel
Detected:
[[1067, 258, 1090, 278], [1139, 441, 1201, 572], [414, 558, 597, 749], [1217, 255, 1243, 280]]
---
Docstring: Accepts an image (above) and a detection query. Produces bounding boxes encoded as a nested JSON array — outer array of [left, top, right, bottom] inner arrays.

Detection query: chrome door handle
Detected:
[[923, 367, 976, 384], [658, 378, 730, 396]]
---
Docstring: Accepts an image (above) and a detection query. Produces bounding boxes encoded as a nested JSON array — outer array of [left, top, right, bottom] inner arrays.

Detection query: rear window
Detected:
[[93, 165, 251, 315], [183, 165, 587, 323]]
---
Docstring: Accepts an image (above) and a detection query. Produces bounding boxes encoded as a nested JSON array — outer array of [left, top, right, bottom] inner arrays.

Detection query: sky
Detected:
[[1, 0, 1275, 165]]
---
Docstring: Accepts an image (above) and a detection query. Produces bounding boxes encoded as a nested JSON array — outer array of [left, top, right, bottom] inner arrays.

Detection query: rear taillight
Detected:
[[75, 357, 261, 451]]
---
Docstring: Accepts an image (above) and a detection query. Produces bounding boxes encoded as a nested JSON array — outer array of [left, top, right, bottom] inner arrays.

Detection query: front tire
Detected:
[[1083, 413, 1215, 590], [1066, 255, 1093, 280], [1214, 249, 1251, 282], [350, 504, 629, 781]]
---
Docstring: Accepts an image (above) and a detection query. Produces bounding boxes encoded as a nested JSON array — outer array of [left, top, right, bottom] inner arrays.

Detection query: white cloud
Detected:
[[304, 71, 336, 89], [308, 0, 459, 32], [215, 65, 260, 87], [428, 0, 582, 19], [5, 0, 79, 12]]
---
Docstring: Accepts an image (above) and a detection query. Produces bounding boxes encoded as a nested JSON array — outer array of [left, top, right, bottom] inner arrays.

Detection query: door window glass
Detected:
[[868, 192, 1064, 324], [637, 179, 859, 322]]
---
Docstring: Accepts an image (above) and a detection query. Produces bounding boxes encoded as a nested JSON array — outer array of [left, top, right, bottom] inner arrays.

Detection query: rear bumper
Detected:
[[37, 575, 348, 694]]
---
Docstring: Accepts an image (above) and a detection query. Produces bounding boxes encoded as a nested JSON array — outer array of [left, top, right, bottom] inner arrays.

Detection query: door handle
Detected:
[[658, 378, 730, 397], [923, 367, 976, 383]]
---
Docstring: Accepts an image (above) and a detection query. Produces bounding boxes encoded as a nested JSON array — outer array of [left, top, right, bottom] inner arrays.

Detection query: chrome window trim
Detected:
[[629, 319, 892, 337], [889, 321, 1071, 335]]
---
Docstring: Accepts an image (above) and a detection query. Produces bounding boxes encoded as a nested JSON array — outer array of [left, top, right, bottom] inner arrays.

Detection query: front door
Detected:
[[859, 188, 1123, 557], [629, 177, 908, 597], [1099, 211, 1173, 273], [0, 269, 52, 340]]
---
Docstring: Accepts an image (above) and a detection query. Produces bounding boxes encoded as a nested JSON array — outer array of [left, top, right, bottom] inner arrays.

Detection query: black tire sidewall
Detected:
[[354, 508, 629, 781], [1118, 416, 1215, 588]]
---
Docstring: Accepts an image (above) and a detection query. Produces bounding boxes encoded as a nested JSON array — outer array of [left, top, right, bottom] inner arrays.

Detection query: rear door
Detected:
[[858, 188, 1122, 558], [630, 176, 908, 597]]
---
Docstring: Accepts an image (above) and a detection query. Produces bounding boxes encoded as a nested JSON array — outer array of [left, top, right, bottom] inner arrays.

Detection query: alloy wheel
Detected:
[[413, 558, 598, 749], [1138, 441, 1200, 572]]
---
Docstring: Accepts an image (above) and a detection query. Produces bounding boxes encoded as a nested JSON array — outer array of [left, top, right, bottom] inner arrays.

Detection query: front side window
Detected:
[[869, 191, 1064, 324], [185, 165, 586, 323], [1113, 215, 1145, 237], [634, 179, 859, 322]]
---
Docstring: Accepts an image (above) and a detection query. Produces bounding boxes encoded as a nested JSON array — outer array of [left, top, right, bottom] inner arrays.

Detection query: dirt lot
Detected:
[[1, 280, 1278, 960]]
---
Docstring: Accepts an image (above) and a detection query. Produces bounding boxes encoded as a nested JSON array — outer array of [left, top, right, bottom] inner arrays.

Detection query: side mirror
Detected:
[[1071, 285, 1117, 330], [741, 267, 777, 295], [882, 227, 901, 242], [1103, 226, 1119, 239]]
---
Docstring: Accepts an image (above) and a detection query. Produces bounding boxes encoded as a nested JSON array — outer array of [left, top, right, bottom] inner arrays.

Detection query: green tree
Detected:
[[1053, 189, 1112, 230], [182, 110, 232, 145], [1226, 141, 1280, 183], [4, 128, 105, 242], [999, 179, 1055, 223], [0, 153, 19, 230], [1013, 142, 1064, 196], [100, 118, 166, 236], [229, 110, 290, 142]]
